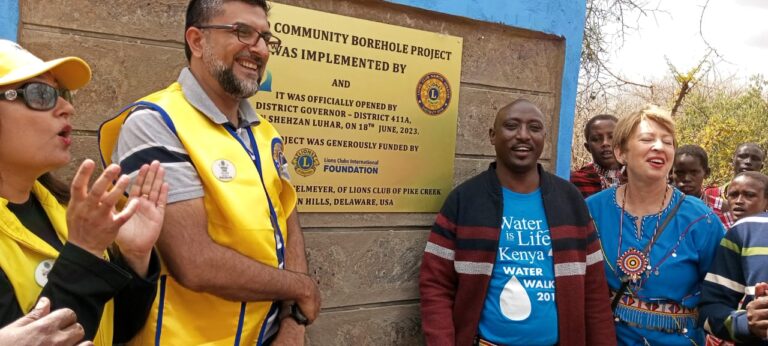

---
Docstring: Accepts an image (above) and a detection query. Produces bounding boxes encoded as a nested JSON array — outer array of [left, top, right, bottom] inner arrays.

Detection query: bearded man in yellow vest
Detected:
[[99, 0, 321, 344]]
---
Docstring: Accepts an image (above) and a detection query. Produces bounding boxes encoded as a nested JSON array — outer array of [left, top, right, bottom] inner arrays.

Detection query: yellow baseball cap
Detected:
[[0, 39, 91, 90]]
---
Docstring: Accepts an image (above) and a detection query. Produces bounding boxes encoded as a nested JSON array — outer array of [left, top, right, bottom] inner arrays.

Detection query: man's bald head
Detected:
[[489, 98, 547, 179], [493, 99, 545, 130]]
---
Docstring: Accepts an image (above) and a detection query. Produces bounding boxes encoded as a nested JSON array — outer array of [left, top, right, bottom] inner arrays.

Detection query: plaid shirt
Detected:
[[570, 163, 621, 199], [702, 186, 734, 228]]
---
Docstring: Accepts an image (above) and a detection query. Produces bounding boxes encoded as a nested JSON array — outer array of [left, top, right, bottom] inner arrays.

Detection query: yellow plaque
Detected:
[[252, 2, 463, 212]]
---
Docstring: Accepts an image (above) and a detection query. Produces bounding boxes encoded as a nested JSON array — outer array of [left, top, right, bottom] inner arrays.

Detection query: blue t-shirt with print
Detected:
[[478, 187, 558, 345]]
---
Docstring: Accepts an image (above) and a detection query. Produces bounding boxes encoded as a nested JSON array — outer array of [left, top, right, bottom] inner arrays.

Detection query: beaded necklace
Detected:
[[594, 162, 621, 190], [616, 184, 669, 283]]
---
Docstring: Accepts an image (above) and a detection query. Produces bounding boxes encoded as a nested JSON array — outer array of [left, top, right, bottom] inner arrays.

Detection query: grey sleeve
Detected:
[[112, 108, 204, 204]]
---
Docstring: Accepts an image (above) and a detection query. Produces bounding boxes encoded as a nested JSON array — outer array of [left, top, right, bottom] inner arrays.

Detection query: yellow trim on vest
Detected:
[[0, 182, 114, 345], [100, 82, 297, 345]]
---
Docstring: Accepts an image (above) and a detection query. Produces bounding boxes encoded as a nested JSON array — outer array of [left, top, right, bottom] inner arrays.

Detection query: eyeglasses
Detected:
[[0, 82, 73, 111], [196, 23, 281, 51]]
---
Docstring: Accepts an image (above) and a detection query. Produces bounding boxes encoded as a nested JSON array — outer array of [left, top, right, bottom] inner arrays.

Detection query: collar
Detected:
[[177, 67, 260, 128], [487, 162, 551, 196]]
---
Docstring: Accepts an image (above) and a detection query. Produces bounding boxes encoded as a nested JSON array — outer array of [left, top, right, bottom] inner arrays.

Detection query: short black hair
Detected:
[[675, 144, 710, 171], [734, 171, 768, 199], [184, 0, 270, 61], [583, 114, 618, 141]]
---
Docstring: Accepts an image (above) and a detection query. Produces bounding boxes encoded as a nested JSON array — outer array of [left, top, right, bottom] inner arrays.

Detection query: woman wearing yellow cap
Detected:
[[0, 39, 168, 345]]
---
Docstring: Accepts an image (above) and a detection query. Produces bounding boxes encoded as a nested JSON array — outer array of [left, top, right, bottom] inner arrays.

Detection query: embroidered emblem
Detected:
[[618, 248, 647, 282]]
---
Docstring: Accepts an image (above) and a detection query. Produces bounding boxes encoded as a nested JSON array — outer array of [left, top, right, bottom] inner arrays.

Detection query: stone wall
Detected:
[[18, 0, 565, 344]]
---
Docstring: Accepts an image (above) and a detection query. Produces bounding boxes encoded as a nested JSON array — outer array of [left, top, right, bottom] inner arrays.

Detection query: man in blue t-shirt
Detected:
[[478, 189, 558, 345], [419, 99, 615, 346]]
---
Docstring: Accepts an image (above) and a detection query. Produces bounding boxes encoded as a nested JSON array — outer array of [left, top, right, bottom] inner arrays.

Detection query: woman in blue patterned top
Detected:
[[586, 105, 726, 345]]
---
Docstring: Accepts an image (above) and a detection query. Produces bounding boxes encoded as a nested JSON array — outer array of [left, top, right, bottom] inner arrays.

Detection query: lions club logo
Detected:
[[416, 72, 451, 115], [292, 148, 320, 177]]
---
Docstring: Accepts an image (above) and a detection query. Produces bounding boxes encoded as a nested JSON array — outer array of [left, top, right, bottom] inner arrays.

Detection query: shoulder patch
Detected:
[[271, 137, 291, 180]]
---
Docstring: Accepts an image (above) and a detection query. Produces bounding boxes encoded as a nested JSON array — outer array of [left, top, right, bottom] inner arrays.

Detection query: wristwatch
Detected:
[[289, 303, 309, 325]]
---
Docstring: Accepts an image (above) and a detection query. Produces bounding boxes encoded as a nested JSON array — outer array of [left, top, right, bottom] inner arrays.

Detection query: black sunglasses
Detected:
[[0, 82, 73, 111]]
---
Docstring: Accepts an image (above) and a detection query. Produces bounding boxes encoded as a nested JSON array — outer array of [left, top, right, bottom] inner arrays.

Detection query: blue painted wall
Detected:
[[387, 0, 586, 178], [0, 0, 18, 41]]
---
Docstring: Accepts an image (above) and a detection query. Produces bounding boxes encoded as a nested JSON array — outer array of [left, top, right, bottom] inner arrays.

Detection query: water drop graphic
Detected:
[[500, 276, 531, 320]]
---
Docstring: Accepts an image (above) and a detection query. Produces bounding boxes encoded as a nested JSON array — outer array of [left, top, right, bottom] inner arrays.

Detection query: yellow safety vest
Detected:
[[0, 181, 114, 345], [99, 82, 297, 345]]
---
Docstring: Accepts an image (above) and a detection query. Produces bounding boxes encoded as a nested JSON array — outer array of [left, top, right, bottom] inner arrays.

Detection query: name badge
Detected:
[[212, 159, 236, 182], [34, 259, 55, 287]]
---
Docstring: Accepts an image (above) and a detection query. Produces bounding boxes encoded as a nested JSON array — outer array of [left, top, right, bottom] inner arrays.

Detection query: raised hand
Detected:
[[115, 161, 168, 277], [66, 160, 139, 258]]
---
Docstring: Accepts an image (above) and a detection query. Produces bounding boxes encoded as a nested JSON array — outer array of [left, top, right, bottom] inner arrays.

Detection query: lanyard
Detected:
[[223, 124, 286, 269]]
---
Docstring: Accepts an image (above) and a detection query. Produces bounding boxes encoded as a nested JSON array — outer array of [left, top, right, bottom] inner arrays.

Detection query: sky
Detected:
[[607, 0, 768, 83]]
